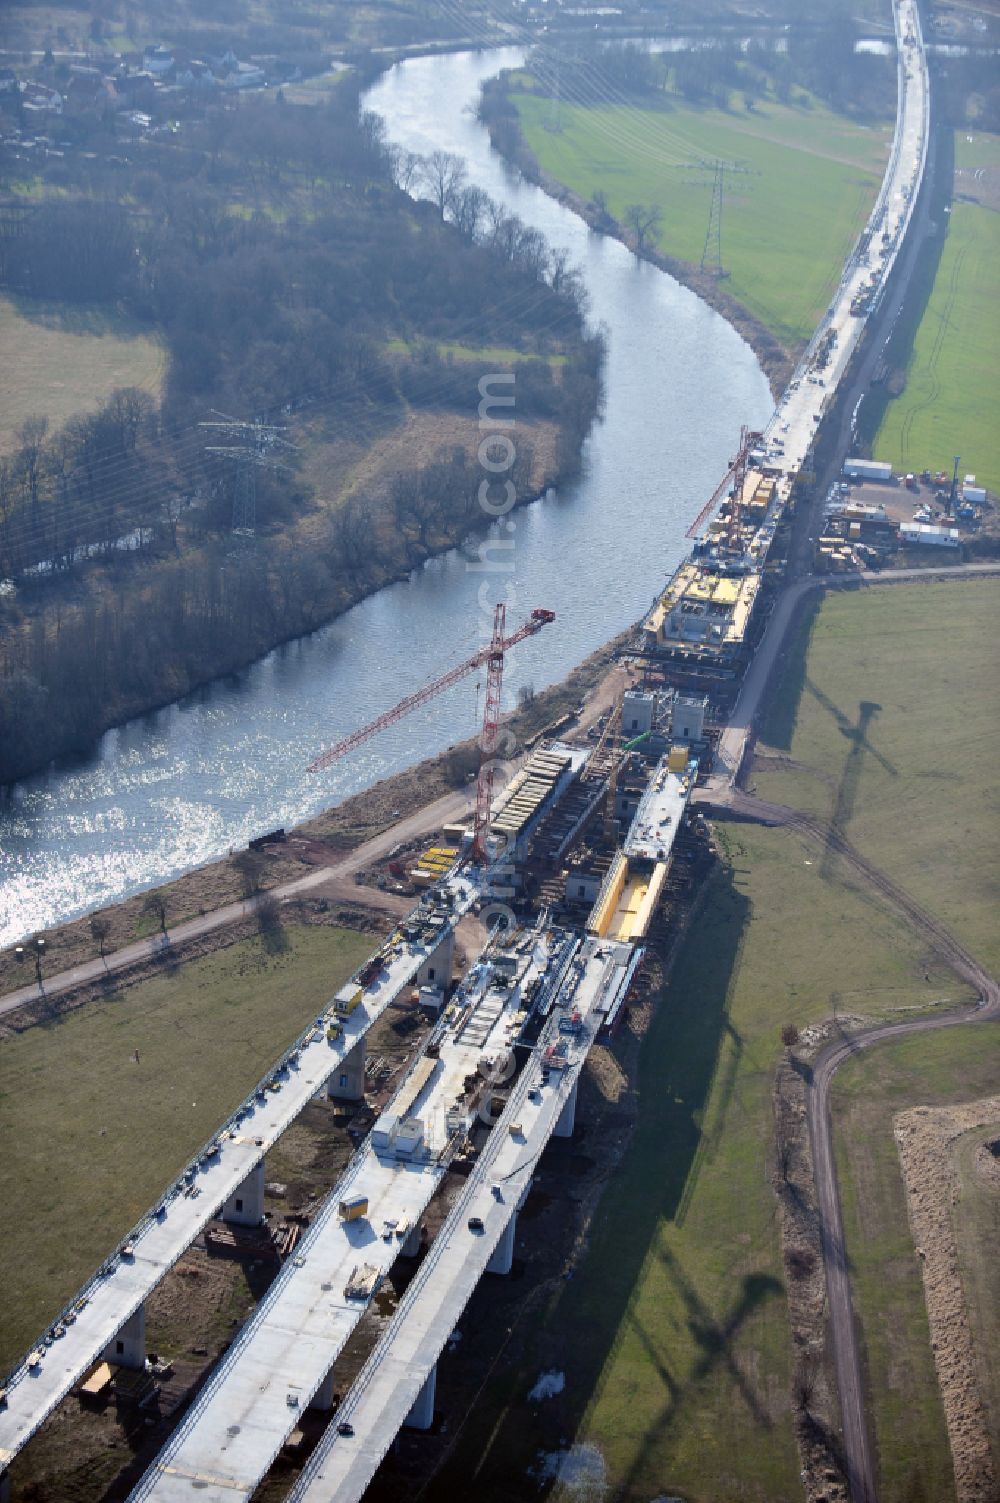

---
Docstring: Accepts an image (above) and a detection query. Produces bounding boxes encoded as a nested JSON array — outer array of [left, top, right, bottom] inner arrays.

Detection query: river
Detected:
[[0, 48, 771, 949]]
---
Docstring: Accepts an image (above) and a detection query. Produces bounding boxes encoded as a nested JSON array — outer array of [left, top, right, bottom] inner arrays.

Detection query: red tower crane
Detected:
[[685, 424, 763, 543], [307, 606, 556, 862]]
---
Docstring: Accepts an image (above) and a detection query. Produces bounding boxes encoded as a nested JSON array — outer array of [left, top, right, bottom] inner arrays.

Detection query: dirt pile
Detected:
[[975, 1136, 1000, 1193], [894, 1097, 1000, 1503]]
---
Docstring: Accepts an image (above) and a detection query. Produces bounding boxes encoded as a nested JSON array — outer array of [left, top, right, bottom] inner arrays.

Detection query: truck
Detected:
[[334, 983, 363, 1018], [358, 955, 386, 987], [338, 1194, 369, 1223]]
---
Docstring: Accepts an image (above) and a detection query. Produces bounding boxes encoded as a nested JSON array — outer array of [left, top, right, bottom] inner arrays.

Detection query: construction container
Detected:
[[334, 984, 363, 1017], [338, 1194, 369, 1223], [394, 1118, 424, 1157], [667, 745, 689, 773], [842, 458, 892, 482]]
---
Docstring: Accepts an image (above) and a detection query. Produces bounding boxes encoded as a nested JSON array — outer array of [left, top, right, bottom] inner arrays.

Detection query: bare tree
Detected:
[[451, 184, 489, 239], [89, 913, 112, 961], [421, 150, 467, 219], [16, 416, 48, 525], [142, 888, 168, 936], [390, 147, 423, 193], [623, 202, 663, 255]]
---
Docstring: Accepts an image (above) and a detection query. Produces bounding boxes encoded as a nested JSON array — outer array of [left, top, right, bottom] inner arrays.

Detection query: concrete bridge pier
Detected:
[[487, 1213, 517, 1276], [221, 1160, 265, 1227], [554, 1079, 578, 1139], [104, 1305, 146, 1369], [416, 929, 454, 989], [328, 1038, 367, 1102], [404, 1364, 436, 1430], [309, 1366, 337, 1412], [400, 1221, 423, 1258]]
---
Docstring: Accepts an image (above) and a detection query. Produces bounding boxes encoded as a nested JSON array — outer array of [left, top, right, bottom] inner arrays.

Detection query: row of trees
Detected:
[[491, 21, 895, 121], [0, 430, 582, 781], [0, 75, 604, 779], [0, 92, 597, 578]]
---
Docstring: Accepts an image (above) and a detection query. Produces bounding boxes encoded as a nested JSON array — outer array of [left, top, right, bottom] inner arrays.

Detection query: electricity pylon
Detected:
[[200, 414, 297, 538]]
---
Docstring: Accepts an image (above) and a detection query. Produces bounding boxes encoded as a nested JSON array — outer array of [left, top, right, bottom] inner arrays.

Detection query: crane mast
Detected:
[[308, 606, 556, 863], [685, 424, 762, 543]]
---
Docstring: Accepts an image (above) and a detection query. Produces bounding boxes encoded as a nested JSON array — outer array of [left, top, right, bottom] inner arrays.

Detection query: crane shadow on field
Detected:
[[417, 864, 787, 1503]]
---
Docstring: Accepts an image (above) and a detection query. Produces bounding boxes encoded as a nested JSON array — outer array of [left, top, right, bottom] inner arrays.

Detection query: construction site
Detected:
[[0, 590, 713, 1503], [0, 2, 946, 1497]]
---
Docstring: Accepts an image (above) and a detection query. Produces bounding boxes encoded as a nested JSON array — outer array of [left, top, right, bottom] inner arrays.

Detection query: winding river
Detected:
[[0, 48, 771, 948]]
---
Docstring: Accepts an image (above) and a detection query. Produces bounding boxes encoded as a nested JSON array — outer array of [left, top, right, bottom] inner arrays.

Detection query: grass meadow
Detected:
[[832, 1024, 1000, 1503], [0, 295, 166, 453], [873, 193, 1000, 493], [515, 89, 890, 348], [754, 579, 1000, 977], [0, 923, 372, 1367]]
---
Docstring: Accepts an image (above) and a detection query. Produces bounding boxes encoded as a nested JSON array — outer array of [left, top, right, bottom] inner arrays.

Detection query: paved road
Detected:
[[710, 560, 1000, 791], [0, 788, 473, 1021], [0, 668, 627, 1023]]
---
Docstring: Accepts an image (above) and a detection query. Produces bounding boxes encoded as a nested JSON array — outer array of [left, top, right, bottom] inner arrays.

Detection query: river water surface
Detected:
[[0, 48, 771, 948]]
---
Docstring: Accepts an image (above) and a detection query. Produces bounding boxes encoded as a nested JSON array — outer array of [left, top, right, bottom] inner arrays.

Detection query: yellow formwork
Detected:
[[587, 852, 627, 938], [604, 861, 669, 942]]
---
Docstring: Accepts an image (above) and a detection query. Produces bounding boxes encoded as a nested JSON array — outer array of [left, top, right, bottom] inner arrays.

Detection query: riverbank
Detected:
[[0, 629, 626, 1010], [0, 404, 587, 787], [477, 69, 896, 393], [482, 106, 792, 397]]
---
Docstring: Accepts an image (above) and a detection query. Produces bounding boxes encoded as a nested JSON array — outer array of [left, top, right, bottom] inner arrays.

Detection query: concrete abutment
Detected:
[[309, 1366, 337, 1413], [487, 1212, 517, 1276]]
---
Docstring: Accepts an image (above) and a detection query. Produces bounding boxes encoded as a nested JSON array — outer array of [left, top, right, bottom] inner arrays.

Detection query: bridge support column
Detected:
[[104, 1305, 145, 1369], [309, 1366, 337, 1412], [328, 1038, 367, 1102], [221, 1160, 265, 1227], [554, 1080, 578, 1139], [404, 1364, 436, 1430], [401, 1221, 422, 1258], [416, 929, 454, 989], [487, 1212, 517, 1276], [0, 1468, 11, 1503]]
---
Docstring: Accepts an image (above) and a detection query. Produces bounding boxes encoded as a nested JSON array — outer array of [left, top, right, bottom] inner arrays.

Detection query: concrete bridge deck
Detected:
[[126, 926, 619, 1500], [286, 937, 635, 1503], [0, 872, 479, 1468]]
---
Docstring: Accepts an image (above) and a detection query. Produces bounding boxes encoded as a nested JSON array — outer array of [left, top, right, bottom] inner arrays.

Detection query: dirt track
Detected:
[[0, 787, 472, 1023], [715, 788, 1000, 1503]]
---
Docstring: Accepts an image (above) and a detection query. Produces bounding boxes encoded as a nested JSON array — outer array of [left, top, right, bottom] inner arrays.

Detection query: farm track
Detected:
[[718, 789, 1000, 1503]]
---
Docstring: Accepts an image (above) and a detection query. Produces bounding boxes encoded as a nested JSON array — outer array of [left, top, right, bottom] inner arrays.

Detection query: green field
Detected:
[[425, 579, 996, 1501], [754, 580, 1000, 976], [0, 923, 372, 1367], [0, 295, 166, 453], [832, 1025, 1000, 1503], [435, 818, 968, 1503], [873, 192, 1000, 493], [384, 337, 567, 364], [514, 90, 890, 347]]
